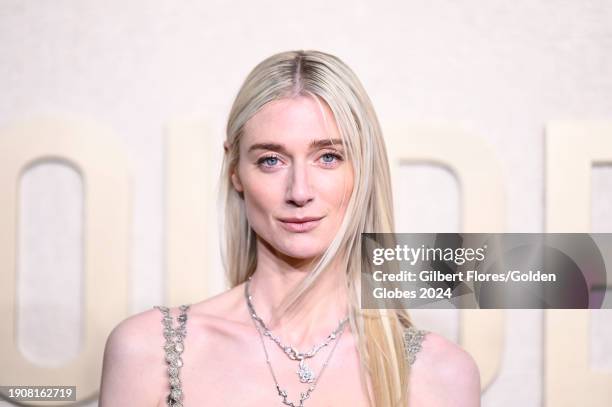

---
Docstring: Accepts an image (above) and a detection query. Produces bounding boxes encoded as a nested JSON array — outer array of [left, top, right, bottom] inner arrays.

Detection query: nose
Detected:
[[286, 159, 314, 207]]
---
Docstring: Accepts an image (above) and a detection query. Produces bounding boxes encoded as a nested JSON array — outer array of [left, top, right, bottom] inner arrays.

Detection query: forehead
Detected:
[[242, 95, 341, 146]]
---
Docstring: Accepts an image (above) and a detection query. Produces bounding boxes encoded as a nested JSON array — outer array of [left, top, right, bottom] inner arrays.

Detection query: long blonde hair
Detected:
[[219, 50, 414, 407]]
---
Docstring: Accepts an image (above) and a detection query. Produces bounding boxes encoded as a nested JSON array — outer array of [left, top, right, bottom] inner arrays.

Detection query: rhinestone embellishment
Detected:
[[155, 304, 190, 407], [297, 359, 316, 383], [153, 303, 426, 406], [404, 326, 428, 366]]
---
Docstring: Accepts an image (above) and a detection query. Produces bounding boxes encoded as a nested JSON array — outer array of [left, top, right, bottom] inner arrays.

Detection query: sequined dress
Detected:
[[154, 304, 428, 407]]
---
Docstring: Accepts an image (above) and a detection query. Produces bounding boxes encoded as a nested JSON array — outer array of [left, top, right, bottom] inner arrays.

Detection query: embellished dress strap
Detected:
[[154, 304, 191, 407], [404, 326, 428, 366]]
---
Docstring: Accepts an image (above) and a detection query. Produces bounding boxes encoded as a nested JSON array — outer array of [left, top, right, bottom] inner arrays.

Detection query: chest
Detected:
[[165, 333, 373, 407]]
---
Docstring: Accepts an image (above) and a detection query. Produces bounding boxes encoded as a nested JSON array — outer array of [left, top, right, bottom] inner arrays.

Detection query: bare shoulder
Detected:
[[99, 307, 169, 407], [98, 284, 252, 406], [188, 281, 252, 326], [106, 307, 165, 351], [409, 331, 481, 407]]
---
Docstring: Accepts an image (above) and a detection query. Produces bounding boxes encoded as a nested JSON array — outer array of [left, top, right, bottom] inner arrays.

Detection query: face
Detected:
[[231, 95, 354, 261]]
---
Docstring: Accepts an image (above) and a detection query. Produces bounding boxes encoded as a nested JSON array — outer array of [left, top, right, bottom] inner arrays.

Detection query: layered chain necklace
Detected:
[[245, 276, 349, 406]]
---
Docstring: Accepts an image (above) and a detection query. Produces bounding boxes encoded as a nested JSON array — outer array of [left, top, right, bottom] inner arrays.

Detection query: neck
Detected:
[[246, 238, 349, 349]]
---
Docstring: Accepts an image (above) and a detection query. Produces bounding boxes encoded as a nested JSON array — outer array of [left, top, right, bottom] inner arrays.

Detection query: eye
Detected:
[[256, 154, 281, 168], [319, 152, 344, 167], [321, 153, 335, 163]]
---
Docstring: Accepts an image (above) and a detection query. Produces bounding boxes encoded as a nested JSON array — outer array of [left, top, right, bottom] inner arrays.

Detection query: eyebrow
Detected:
[[247, 138, 344, 154]]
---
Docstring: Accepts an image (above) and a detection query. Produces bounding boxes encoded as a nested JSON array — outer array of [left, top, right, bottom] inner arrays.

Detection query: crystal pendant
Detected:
[[297, 359, 315, 383]]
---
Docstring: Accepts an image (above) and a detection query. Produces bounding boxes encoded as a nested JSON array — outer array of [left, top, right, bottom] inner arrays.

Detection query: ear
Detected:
[[225, 140, 243, 192], [230, 168, 244, 192]]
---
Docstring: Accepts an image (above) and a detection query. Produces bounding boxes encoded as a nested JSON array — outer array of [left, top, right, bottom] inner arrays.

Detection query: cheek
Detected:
[[316, 170, 354, 210], [343, 173, 355, 207], [239, 170, 278, 221]]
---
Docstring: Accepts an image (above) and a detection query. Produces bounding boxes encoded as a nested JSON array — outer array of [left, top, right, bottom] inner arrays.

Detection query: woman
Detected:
[[99, 50, 480, 406]]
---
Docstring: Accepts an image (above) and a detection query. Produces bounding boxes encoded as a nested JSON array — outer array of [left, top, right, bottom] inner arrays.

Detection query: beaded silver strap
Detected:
[[154, 304, 190, 407], [404, 326, 428, 366]]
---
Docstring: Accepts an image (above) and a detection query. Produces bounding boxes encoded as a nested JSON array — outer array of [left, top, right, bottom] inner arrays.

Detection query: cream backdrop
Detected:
[[0, 1, 611, 406]]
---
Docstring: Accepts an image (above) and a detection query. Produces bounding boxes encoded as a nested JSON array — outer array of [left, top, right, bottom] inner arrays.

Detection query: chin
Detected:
[[276, 240, 327, 260], [256, 228, 334, 260], [281, 246, 326, 260]]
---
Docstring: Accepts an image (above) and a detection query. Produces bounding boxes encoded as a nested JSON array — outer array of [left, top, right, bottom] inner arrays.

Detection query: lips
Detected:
[[278, 216, 323, 233]]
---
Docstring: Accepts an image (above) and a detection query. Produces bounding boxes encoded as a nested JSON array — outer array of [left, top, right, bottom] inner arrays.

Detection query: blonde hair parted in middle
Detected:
[[219, 50, 415, 407]]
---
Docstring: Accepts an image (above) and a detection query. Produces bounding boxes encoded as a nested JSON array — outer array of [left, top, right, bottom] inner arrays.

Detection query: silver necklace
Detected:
[[245, 277, 348, 406], [245, 276, 349, 383]]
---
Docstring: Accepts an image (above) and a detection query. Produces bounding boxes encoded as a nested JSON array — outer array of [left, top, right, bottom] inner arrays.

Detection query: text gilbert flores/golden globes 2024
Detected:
[[372, 270, 558, 283]]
